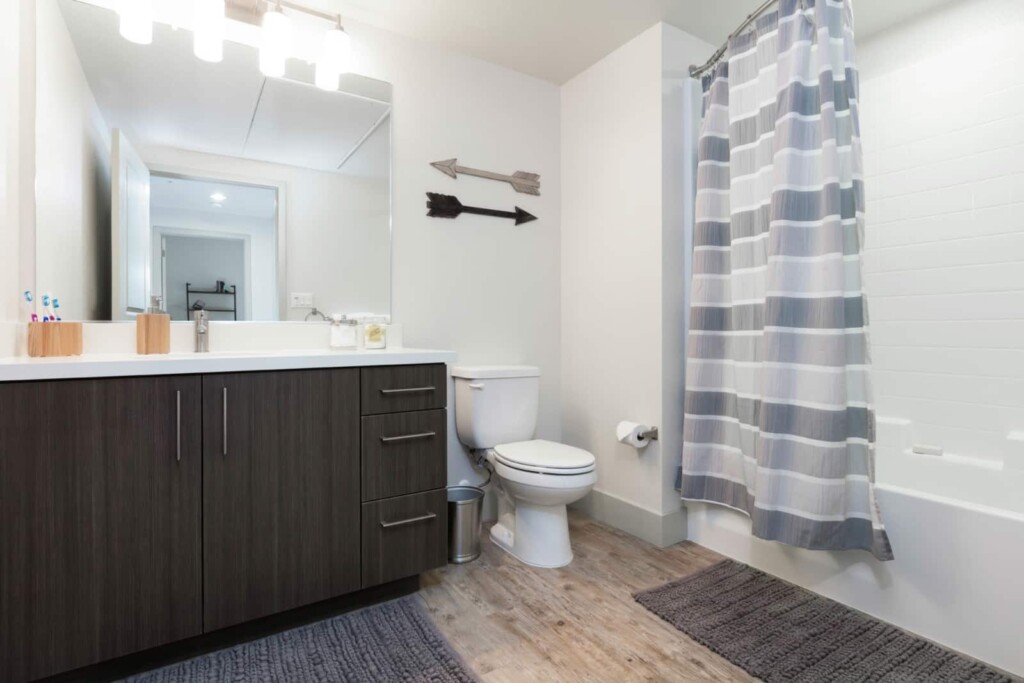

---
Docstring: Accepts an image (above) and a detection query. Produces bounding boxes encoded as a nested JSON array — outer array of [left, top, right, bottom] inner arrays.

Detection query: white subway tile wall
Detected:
[[859, 0, 1024, 464]]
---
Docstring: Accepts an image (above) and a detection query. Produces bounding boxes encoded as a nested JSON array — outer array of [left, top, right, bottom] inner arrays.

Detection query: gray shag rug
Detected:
[[635, 560, 1014, 683], [121, 597, 477, 683]]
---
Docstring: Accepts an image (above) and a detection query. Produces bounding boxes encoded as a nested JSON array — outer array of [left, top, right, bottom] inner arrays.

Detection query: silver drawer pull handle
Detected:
[[380, 386, 436, 395], [176, 390, 182, 462], [380, 512, 437, 529], [380, 431, 436, 444], [222, 387, 228, 456]]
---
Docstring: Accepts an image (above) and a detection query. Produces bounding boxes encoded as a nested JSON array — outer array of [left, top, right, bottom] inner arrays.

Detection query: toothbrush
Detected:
[[41, 294, 52, 322], [23, 290, 37, 322], [52, 298, 62, 321]]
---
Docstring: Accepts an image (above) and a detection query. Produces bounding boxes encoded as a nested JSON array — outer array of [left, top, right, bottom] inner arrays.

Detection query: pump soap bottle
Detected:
[[137, 295, 171, 354]]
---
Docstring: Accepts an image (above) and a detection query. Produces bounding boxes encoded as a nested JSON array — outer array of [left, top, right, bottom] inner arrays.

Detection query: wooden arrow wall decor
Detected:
[[426, 193, 537, 225], [431, 158, 541, 195]]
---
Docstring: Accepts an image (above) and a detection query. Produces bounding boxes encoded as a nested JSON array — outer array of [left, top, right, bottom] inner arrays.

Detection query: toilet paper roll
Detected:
[[617, 421, 651, 448]]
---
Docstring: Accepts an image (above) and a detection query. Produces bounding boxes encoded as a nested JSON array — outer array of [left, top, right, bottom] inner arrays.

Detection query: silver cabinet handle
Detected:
[[380, 512, 437, 529], [380, 386, 436, 395], [176, 390, 181, 462], [222, 387, 228, 456], [380, 431, 436, 444]]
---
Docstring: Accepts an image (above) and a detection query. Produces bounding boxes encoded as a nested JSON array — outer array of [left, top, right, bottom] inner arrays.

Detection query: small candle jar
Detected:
[[363, 318, 388, 349]]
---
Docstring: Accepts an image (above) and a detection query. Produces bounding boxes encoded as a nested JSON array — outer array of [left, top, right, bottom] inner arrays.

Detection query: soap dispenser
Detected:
[[330, 314, 358, 350], [136, 295, 171, 355]]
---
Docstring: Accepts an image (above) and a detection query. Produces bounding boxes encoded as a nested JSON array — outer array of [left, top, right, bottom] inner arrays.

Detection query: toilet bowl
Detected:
[[487, 440, 596, 567], [452, 366, 595, 568]]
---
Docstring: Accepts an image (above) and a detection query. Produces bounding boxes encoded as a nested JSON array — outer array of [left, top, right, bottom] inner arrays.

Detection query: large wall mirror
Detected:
[[35, 0, 392, 322]]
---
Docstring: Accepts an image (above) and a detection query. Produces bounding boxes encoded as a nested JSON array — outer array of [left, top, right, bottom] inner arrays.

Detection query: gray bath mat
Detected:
[[121, 597, 477, 683], [635, 560, 1014, 683]]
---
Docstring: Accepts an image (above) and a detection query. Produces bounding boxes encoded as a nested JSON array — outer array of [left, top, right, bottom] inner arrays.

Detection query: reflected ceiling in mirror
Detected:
[[61, 0, 391, 176]]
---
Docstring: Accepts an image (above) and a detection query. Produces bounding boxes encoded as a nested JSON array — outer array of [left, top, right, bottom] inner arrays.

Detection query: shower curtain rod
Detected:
[[689, 0, 780, 78]]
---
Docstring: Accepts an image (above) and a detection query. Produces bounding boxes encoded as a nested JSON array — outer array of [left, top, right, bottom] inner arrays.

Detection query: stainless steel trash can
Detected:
[[448, 486, 484, 564]]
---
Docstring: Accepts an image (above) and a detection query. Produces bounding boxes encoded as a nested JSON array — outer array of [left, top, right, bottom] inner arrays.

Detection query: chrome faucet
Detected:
[[193, 310, 209, 353]]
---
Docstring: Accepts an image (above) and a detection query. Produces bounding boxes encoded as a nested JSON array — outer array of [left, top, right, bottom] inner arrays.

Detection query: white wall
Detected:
[[0, 0, 34, 355], [0, 3, 23, 325], [858, 0, 1024, 469], [345, 21, 563, 486], [34, 0, 112, 322], [560, 23, 711, 543]]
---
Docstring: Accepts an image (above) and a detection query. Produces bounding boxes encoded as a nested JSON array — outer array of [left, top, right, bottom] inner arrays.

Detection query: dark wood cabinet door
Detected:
[[202, 369, 361, 632], [361, 489, 448, 588], [0, 376, 202, 682]]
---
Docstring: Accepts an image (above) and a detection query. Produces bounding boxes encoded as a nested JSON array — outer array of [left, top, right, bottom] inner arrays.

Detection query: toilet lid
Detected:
[[493, 440, 595, 475]]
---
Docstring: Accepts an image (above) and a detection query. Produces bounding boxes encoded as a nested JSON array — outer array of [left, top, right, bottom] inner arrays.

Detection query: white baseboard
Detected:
[[571, 489, 687, 548]]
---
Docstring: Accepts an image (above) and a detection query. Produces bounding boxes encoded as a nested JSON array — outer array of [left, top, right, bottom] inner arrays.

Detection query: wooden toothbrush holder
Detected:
[[27, 322, 84, 358], [136, 313, 171, 355]]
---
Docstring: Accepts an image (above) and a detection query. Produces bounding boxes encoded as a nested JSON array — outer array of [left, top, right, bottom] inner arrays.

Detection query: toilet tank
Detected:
[[451, 366, 541, 449]]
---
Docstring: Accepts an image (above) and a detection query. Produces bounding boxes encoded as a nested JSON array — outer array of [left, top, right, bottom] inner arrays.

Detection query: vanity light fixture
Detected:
[[314, 23, 352, 91], [259, 1, 292, 78], [193, 0, 226, 63], [119, 0, 154, 45], [112, 0, 351, 82], [210, 192, 227, 202]]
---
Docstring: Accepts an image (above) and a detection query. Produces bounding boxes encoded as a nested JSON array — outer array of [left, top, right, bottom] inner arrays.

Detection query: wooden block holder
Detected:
[[136, 313, 171, 355], [27, 322, 83, 358]]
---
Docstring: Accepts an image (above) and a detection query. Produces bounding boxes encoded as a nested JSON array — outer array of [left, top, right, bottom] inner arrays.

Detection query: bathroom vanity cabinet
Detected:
[[201, 369, 363, 632], [0, 363, 448, 682]]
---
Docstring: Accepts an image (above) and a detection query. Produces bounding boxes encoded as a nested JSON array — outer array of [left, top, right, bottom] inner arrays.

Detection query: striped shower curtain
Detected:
[[681, 0, 892, 560]]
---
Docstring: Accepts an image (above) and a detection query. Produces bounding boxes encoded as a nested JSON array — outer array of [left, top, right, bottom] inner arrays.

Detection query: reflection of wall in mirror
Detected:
[[162, 235, 245, 322], [143, 144, 391, 321], [35, 0, 111, 321], [150, 185, 277, 321]]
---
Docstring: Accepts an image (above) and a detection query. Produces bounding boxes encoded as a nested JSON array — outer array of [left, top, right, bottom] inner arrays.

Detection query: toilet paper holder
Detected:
[[639, 427, 659, 442], [616, 421, 660, 448]]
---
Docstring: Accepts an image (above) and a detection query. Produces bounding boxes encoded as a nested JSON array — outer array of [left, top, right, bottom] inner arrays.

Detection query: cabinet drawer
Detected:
[[362, 410, 446, 501], [362, 489, 447, 588], [361, 364, 446, 415]]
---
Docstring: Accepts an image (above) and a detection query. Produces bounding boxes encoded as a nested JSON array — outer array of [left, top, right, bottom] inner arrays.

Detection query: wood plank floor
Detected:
[[418, 512, 756, 682]]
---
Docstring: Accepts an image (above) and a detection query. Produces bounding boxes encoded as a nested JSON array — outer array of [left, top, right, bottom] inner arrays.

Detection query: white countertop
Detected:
[[0, 347, 457, 382]]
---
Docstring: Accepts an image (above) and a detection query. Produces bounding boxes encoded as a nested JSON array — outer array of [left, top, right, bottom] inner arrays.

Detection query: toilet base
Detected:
[[490, 501, 574, 569]]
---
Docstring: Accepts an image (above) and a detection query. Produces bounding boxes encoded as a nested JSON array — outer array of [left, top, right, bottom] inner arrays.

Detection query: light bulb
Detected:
[[315, 27, 352, 91], [260, 7, 291, 79], [193, 0, 225, 63], [119, 0, 153, 45]]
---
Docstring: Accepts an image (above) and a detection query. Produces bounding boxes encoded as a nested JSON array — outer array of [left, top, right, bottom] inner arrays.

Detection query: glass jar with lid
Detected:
[[363, 316, 388, 349]]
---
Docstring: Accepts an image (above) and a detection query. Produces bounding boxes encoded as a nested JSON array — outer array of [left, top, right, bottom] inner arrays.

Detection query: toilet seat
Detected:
[[493, 439, 595, 476]]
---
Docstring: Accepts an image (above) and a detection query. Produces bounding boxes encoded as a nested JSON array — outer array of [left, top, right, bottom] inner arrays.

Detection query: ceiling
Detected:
[[61, 0, 392, 176], [322, 0, 962, 84], [150, 175, 278, 219]]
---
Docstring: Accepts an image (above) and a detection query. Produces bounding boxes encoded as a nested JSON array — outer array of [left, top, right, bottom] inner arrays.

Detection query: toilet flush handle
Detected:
[[468, 382, 485, 390]]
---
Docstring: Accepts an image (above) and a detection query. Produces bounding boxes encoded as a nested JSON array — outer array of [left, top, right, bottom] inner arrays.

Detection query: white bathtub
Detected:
[[876, 418, 1024, 515], [684, 427, 1024, 676]]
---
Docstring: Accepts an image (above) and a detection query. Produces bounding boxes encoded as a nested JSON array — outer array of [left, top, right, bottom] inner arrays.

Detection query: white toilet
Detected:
[[452, 365, 596, 568]]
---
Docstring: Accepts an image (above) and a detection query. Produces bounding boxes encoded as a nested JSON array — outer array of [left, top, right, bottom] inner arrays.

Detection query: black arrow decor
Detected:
[[426, 193, 537, 226]]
